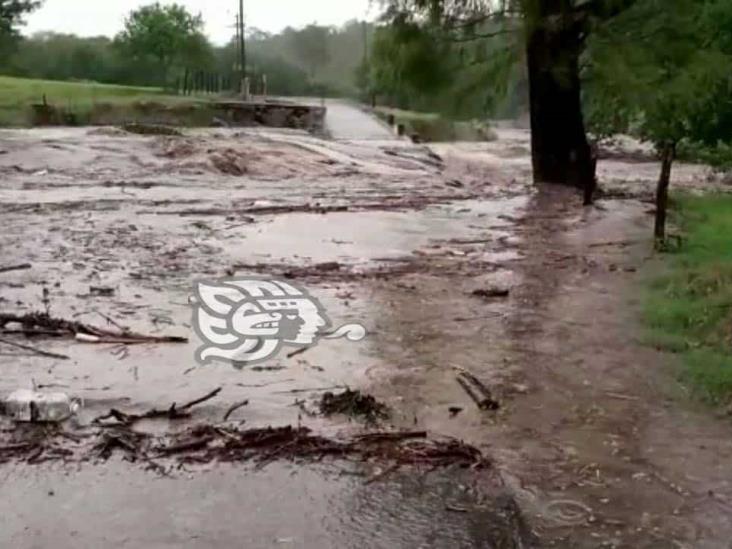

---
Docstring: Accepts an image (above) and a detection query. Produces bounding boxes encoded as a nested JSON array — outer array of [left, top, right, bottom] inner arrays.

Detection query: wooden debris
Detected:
[[223, 399, 249, 421], [93, 387, 222, 426], [121, 122, 181, 136], [472, 288, 510, 299], [89, 286, 115, 297], [0, 336, 69, 360], [448, 406, 463, 417], [0, 311, 187, 344], [0, 422, 490, 472], [456, 371, 500, 411], [0, 263, 31, 274], [319, 389, 389, 424]]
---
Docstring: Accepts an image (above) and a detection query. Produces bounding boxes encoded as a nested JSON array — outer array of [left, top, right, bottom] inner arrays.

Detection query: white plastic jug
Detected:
[[3, 389, 82, 422]]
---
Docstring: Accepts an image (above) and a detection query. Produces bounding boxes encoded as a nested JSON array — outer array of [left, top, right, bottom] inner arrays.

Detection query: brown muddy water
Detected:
[[1, 123, 731, 548]]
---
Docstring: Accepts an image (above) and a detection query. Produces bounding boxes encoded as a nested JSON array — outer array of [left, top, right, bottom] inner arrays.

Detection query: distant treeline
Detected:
[[0, 2, 520, 121], [0, 20, 375, 98]]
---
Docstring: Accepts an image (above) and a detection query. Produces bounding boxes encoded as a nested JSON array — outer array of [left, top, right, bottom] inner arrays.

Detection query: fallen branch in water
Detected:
[[0, 336, 69, 360], [0, 263, 31, 274], [93, 388, 222, 426], [455, 371, 500, 411], [223, 400, 249, 421], [0, 311, 187, 344]]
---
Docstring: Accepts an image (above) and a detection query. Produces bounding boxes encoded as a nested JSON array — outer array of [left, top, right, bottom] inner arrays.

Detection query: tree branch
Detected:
[[444, 10, 521, 29], [443, 26, 518, 42], [572, 0, 640, 22]]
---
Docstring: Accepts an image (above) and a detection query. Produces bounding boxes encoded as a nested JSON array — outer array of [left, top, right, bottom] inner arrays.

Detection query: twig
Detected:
[[456, 374, 499, 411], [452, 313, 504, 322], [0, 311, 187, 343], [95, 310, 128, 333], [223, 399, 249, 421], [458, 372, 500, 410], [365, 463, 400, 484], [177, 387, 222, 412], [605, 392, 640, 401], [94, 388, 223, 425], [286, 346, 312, 359], [75, 335, 188, 345], [354, 431, 427, 443], [273, 385, 347, 395], [0, 336, 69, 360], [0, 263, 31, 274], [235, 379, 295, 388]]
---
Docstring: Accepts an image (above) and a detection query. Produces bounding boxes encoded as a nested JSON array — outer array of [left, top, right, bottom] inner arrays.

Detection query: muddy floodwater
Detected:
[[1, 110, 731, 548]]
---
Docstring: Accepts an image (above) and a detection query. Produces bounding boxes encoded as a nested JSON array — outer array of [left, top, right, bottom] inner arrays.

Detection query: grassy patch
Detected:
[[644, 194, 732, 403], [0, 75, 201, 126], [372, 106, 496, 142]]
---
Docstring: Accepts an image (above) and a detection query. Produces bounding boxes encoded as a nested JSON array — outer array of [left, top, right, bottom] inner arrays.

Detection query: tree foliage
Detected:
[[585, 0, 732, 239], [0, 18, 372, 95], [116, 2, 212, 84], [586, 0, 730, 147], [0, 0, 40, 36], [288, 24, 332, 79], [0, 0, 41, 58], [365, 7, 522, 118]]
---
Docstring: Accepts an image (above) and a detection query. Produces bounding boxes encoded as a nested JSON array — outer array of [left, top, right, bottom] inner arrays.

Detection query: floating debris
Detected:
[[319, 389, 389, 424], [471, 287, 510, 299], [121, 122, 182, 136], [455, 371, 500, 411], [0, 311, 187, 344]]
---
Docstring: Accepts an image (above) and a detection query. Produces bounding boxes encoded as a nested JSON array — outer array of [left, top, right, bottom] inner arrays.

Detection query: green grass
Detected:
[[0, 75, 204, 126], [644, 194, 732, 403], [372, 106, 496, 142]]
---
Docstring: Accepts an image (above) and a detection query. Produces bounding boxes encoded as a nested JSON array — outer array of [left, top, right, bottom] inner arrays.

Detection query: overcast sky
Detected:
[[23, 0, 376, 44]]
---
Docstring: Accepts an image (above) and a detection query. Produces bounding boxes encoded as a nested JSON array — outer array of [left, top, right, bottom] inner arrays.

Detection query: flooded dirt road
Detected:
[[0, 117, 730, 547]]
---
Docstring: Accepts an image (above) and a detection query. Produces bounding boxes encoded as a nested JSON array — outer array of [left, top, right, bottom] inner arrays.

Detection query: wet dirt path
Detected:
[[0, 123, 730, 547], [362, 175, 732, 545]]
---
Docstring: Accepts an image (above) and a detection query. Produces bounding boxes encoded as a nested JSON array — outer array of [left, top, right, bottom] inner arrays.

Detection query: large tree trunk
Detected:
[[654, 142, 676, 242], [526, 3, 596, 202]]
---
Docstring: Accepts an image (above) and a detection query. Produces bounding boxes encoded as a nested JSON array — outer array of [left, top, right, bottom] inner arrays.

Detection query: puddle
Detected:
[[0, 463, 529, 548], [232, 197, 526, 264]]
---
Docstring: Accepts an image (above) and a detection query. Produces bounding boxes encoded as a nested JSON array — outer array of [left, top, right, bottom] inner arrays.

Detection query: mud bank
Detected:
[[29, 99, 326, 133]]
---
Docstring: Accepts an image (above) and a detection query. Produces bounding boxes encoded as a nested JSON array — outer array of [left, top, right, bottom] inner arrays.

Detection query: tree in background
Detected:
[[214, 33, 312, 96], [586, 0, 732, 243], [115, 2, 212, 86], [0, 0, 41, 57], [5, 33, 115, 81], [0, 0, 40, 35], [0, 19, 374, 96], [365, 13, 520, 119], [288, 24, 331, 81], [378, 0, 648, 202], [368, 19, 450, 108]]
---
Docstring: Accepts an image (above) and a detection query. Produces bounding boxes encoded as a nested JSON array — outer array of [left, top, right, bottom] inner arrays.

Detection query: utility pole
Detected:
[[238, 0, 246, 81], [235, 13, 241, 72]]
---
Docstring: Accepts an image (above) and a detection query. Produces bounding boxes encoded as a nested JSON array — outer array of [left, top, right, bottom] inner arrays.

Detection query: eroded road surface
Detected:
[[0, 107, 731, 548]]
